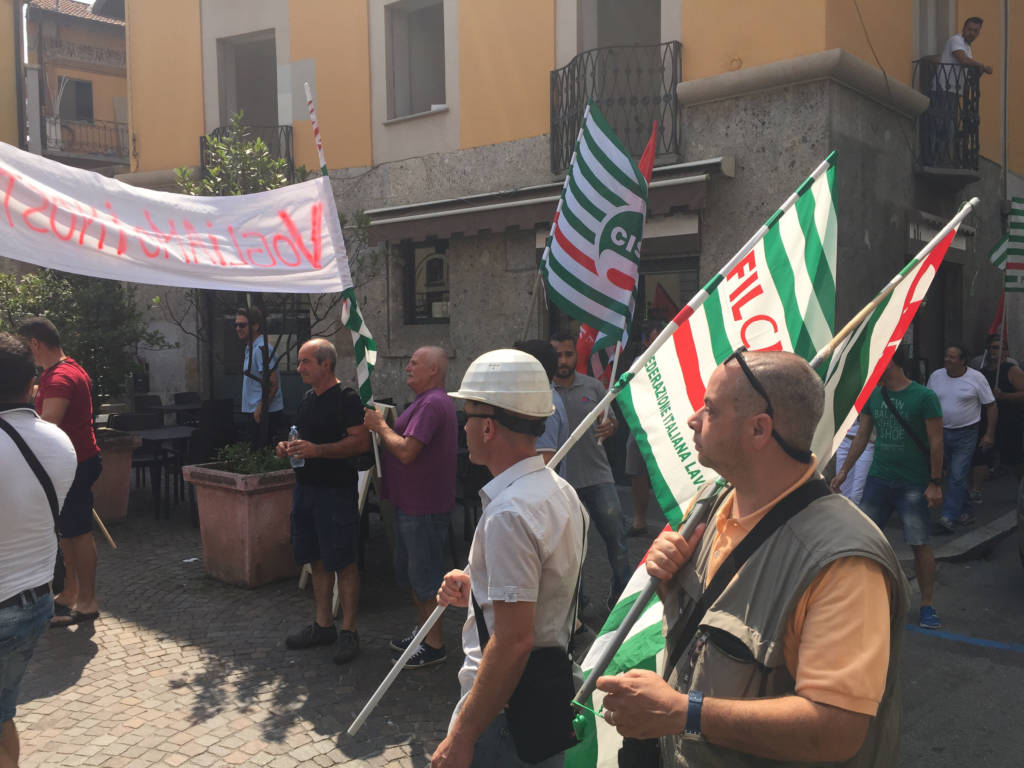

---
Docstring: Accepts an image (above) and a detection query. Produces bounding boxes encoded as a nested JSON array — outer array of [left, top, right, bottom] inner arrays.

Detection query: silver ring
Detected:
[[604, 710, 615, 726]]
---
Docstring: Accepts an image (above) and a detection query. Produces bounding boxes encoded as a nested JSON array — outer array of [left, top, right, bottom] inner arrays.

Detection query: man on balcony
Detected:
[[927, 17, 992, 166]]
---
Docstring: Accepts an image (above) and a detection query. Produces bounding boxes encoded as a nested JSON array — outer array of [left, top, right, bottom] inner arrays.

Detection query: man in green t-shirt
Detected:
[[832, 348, 944, 629]]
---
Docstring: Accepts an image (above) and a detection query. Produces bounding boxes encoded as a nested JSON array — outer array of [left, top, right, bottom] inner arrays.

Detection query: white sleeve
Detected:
[[950, 34, 968, 54]]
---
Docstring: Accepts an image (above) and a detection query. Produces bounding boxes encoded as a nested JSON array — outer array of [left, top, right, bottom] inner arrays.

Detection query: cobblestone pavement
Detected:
[[16, 487, 656, 768], [18, 477, 1013, 767]]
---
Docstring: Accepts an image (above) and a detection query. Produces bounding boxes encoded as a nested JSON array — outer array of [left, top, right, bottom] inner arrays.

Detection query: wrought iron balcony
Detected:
[[913, 58, 980, 171], [200, 124, 295, 183], [550, 41, 682, 174], [43, 116, 129, 163]]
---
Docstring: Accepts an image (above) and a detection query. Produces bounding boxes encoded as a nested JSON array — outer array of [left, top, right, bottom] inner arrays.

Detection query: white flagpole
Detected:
[[596, 340, 622, 447], [304, 81, 383, 478], [348, 603, 447, 735]]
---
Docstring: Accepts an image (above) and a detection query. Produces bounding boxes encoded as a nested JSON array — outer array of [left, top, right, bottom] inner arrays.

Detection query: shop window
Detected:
[[404, 240, 450, 324]]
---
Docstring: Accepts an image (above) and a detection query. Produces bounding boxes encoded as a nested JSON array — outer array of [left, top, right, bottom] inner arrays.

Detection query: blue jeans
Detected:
[[469, 711, 565, 768], [394, 509, 451, 602], [860, 477, 930, 546], [576, 483, 630, 602], [0, 591, 53, 721], [941, 425, 978, 523]]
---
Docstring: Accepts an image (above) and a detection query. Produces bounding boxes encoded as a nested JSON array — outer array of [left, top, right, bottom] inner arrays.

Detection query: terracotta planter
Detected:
[[181, 462, 298, 588], [93, 429, 142, 523]]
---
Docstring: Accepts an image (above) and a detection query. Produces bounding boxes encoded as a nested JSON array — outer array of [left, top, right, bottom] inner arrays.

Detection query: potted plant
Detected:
[[92, 425, 143, 523], [182, 443, 297, 588]]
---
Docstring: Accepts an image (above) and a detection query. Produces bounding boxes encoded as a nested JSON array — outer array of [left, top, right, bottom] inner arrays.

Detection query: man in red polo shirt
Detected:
[[18, 317, 102, 627]]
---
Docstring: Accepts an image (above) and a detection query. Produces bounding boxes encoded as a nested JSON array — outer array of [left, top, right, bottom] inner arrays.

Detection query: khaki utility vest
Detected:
[[660, 482, 910, 768]]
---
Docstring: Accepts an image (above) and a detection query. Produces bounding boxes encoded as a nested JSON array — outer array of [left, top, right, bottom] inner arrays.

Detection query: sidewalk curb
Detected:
[[934, 510, 1018, 562], [897, 510, 1018, 569]]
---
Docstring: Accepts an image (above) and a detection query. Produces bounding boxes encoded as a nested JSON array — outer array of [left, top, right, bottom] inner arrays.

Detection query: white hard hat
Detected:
[[449, 349, 555, 418]]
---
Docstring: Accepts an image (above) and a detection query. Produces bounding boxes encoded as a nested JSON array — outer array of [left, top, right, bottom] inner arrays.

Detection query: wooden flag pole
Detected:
[[92, 509, 117, 549]]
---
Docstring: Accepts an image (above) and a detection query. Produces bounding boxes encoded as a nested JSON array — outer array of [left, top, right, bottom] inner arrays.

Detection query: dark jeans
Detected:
[[576, 483, 631, 604]]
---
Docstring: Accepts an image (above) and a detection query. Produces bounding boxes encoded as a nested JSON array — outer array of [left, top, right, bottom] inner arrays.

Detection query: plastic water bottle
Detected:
[[288, 425, 305, 468]]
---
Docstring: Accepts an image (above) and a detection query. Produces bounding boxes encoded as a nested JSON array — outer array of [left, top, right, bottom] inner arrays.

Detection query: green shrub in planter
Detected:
[[214, 443, 290, 475]]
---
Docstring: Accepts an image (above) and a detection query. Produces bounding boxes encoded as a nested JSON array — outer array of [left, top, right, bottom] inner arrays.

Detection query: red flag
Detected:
[[638, 122, 658, 183]]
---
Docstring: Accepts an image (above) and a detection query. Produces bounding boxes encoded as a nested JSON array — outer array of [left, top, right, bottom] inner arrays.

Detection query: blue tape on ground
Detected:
[[905, 624, 1024, 654]]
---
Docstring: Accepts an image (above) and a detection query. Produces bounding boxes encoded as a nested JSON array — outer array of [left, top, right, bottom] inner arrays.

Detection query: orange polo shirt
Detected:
[[702, 464, 891, 717]]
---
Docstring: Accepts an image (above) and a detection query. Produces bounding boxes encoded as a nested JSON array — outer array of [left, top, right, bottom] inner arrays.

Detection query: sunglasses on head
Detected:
[[723, 347, 813, 464]]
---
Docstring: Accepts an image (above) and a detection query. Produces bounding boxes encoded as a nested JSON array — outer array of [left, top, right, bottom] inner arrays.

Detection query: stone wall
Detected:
[[321, 135, 560, 402], [677, 71, 1005, 374]]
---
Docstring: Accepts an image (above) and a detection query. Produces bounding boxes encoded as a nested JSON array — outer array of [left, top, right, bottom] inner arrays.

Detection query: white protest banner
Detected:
[[0, 142, 350, 293]]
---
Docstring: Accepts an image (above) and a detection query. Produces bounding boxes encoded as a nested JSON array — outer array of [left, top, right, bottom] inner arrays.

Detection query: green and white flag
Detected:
[[565, 156, 837, 768], [616, 157, 837, 525], [811, 226, 960, 463], [541, 104, 648, 342], [999, 197, 1024, 293], [567, 197, 973, 768], [341, 288, 377, 405]]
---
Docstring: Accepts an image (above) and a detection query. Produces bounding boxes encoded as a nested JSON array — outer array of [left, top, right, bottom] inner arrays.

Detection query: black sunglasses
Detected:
[[723, 347, 813, 464]]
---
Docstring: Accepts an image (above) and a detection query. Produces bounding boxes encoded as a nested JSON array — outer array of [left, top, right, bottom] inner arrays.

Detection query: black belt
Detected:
[[0, 583, 51, 610]]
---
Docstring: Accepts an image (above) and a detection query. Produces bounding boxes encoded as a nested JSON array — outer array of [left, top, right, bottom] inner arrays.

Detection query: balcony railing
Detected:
[[550, 41, 681, 174], [43, 117, 129, 162], [200, 124, 294, 183], [913, 58, 980, 171]]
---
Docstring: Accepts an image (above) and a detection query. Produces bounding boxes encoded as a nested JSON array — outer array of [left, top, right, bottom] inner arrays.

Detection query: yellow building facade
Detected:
[[0, 0, 19, 147], [120, 0, 1021, 181], [21, 0, 128, 171], [98, 0, 1019, 402]]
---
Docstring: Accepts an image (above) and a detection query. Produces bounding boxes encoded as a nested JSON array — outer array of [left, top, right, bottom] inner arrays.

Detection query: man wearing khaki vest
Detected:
[[597, 350, 909, 767]]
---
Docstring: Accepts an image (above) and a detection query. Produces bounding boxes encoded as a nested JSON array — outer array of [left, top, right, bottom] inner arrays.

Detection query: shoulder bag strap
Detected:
[[664, 478, 830, 676], [880, 388, 929, 457], [0, 417, 60, 527], [470, 587, 490, 649], [470, 476, 589, 654]]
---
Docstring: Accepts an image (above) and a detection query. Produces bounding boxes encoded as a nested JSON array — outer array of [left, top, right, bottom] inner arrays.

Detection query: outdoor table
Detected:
[[122, 426, 196, 510], [153, 402, 202, 426]]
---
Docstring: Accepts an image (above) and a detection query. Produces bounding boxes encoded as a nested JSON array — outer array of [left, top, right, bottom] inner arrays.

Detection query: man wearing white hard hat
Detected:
[[432, 349, 589, 768]]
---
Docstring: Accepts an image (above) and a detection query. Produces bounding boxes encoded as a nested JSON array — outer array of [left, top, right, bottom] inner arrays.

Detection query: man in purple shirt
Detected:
[[365, 346, 457, 667]]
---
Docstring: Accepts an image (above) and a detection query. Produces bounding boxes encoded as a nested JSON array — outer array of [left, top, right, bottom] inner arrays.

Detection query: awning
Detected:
[[363, 156, 733, 244]]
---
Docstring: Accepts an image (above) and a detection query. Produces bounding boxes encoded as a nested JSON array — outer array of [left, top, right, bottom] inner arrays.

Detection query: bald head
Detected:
[[301, 337, 337, 369], [406, 346, 448, 394], [727, 350, 824, 453]]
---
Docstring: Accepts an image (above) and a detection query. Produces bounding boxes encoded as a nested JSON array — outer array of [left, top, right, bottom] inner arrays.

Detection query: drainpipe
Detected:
[[13, 0, 25, 148], [1001, 0, 1008, 203]]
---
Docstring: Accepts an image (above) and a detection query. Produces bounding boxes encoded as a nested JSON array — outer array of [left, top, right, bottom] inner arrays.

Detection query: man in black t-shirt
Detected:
[[275, 338, 370, 664]]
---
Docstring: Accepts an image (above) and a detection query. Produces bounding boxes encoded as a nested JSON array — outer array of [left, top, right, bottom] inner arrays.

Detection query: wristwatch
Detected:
[[684, 690, 704, 737], [929, 477, 942, 485]]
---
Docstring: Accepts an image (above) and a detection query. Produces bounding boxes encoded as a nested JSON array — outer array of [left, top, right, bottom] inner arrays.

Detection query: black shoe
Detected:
[[398, 642, 447, 668], [285, 622, 337, 650], [389, 627, 417, 652], [333, 629, 360, 664]]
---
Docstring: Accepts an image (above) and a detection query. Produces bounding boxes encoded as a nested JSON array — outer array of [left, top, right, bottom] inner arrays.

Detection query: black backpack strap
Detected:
[[0, 416, 60, 526], [880, 388, 929, 457], [664, 478, 830, 676]]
